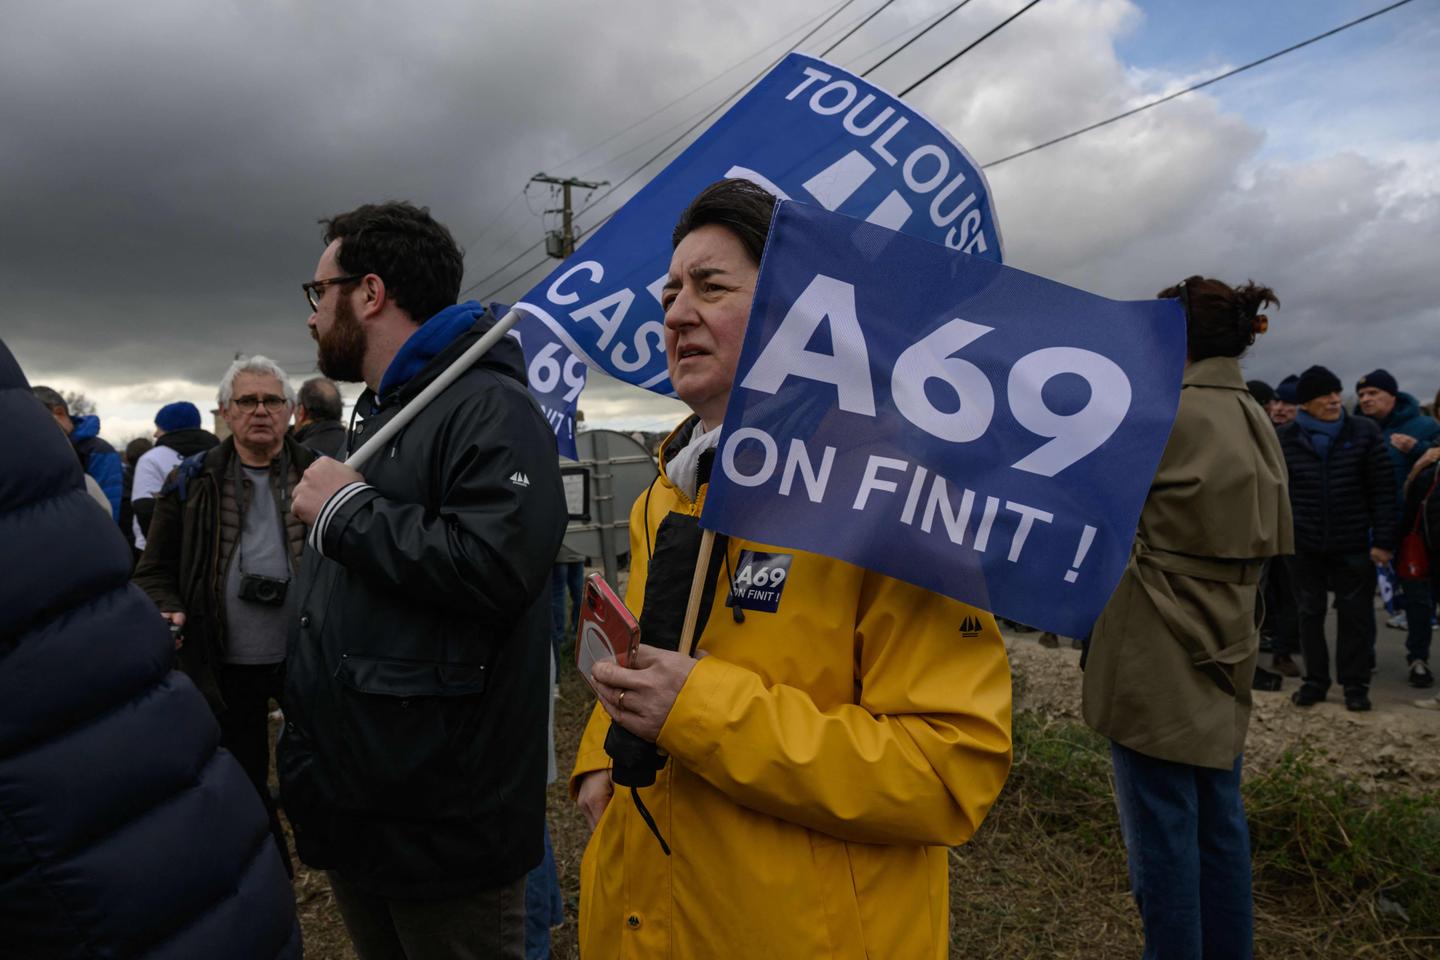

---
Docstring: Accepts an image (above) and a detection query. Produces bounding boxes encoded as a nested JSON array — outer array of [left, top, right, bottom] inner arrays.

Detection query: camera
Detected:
[[238, 574, 289, 606]]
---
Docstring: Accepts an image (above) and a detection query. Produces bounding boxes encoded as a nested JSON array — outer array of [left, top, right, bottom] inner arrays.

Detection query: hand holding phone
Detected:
[[576, 574, 639, 694]]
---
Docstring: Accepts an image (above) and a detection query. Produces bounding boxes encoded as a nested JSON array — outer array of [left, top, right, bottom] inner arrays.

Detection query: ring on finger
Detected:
[[617, 690, 627, 711]]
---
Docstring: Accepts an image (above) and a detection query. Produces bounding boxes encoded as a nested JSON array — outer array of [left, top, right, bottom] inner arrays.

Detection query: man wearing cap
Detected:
[[1277, 365, 1396, 711], [1269, 374, 1299, 426], [129, 401, 219, 552], [1356, 368, 1440, 687]]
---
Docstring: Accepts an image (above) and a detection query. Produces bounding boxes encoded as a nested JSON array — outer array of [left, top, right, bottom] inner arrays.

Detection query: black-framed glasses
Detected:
[[303, 274, 364, 311], [231, 394, 290, 413]]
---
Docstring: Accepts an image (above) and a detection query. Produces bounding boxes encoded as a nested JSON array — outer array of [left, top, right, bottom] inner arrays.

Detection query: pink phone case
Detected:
[[576, 573, 640, 689]]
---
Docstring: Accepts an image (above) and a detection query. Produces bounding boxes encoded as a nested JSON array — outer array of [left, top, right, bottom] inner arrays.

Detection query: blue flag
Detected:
[[517, 53, 1003, 395], [494, 303, 585, 460], [700, 202, 1185, 637]]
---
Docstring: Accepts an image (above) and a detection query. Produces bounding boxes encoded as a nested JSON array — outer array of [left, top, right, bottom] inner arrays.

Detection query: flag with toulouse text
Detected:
[[493, 303, 585, 460], [516, 53, 1002, 395], [701, 202, 1185, 637]]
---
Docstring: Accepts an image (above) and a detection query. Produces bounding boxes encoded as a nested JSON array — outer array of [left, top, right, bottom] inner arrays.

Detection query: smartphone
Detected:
[[576, 573, 640, 692]]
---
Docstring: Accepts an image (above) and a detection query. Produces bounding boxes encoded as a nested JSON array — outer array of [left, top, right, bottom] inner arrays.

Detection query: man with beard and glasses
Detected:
[[282, 202, 566, 959]]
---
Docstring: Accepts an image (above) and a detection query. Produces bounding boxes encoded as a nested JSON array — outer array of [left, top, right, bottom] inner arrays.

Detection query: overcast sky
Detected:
[[5, 0, 1436, 445]]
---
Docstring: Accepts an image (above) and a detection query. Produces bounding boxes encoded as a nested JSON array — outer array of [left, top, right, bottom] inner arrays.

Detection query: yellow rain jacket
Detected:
[[570, 418, 1012, 960]]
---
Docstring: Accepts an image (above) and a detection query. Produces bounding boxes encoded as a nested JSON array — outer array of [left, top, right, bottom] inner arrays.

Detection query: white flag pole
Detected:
[[344, 308, 523, 471]]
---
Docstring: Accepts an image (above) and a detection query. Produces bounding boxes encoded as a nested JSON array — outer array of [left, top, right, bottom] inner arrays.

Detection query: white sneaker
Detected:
[[1415, 694, 1440, 710], [1386, 611, 1408, 630]]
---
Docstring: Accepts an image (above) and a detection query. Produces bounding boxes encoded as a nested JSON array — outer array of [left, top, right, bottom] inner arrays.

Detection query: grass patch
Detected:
[[948, 712, 1440, 959], [1246, 748, 1440, 956], [295, 667, 1440, 958]]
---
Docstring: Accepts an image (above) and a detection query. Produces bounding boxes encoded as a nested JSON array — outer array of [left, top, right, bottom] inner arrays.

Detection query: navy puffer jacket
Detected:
[[1277, 412, 1397, 554], [0, 340, 301, 960]]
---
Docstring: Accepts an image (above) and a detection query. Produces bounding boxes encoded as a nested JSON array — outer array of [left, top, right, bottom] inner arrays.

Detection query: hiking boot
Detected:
[[1345, 692, 1372, 712], [1291, 685, 1326, 707], [1386, 611, 1408, 631], [1272, 654, 1300, 677], [1038, 631, 1060, 649], [1409, 660, 1434, 688], [1415, 694, 1440, 710]]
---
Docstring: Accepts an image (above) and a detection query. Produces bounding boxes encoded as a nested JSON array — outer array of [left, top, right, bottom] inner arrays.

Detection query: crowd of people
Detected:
[[1245, 369, 1440, 710], [4, 184, 1439, 960]]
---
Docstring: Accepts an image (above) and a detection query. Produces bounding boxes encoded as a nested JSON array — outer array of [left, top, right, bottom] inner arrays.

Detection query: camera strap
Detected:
[[231, 445, 293, 582]]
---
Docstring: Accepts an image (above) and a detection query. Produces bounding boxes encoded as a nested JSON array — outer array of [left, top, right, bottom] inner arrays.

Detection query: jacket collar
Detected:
[[365, 303, 527, 413], [655, 415, 705, 504], [1182, 356, 1246, 391]]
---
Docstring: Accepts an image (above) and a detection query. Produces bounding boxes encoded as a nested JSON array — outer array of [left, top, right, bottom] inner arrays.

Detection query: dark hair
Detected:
[[298, 376, 343, 421], [125, 437, 153, 464], [672, 179, 778, 264], [1157, 276, 1279, 361], [321, 202, 464, 324]]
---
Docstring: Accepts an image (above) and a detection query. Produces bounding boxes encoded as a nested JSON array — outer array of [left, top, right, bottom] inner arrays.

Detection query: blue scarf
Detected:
[[1297, 409, 1344, 459], [376, 301, 487, 404]]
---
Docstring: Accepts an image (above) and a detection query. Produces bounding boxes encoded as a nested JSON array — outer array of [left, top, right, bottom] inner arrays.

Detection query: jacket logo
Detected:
[[959, 616, 984, 638], [508, 471, 531, 488]]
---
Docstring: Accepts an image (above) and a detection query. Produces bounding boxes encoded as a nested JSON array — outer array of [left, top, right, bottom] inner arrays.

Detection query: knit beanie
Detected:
[[1297, 366, 1343, 405], [155, 401, 201, 432], [1355, 368, 1398, 397], [1274, 374, 1300, 404], [1246, 380, 1274, 406]]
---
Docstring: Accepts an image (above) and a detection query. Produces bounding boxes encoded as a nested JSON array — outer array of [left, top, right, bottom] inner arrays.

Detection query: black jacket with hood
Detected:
[[278, 304, 567, 899]]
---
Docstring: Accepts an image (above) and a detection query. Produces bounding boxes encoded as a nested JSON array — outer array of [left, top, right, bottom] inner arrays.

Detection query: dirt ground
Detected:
[[290, 609, 1439, 959], [1008, 622, 1440, 791]]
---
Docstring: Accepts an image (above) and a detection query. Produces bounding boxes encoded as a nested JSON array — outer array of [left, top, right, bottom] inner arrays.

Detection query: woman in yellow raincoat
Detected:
[[570, 179, 1012, 960]]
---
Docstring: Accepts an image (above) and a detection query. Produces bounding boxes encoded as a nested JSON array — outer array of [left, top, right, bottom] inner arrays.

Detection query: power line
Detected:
[[463, 0, 861, 299], [844, 5, 952, 72], [569, 4, 883, 183], [862, 0, 976, 78], [550, 0, 850, 174], [820, 0, 901, 57], [459, 241, 546, 299], [459, 1, 848, 284], [899, 0, 1044, 95], [469, 0, 1026, 300], [572, 0, 861, 222], [480, 256, 554, 304], [982, 0, 1416, 168], [458, 187, 526, 263]]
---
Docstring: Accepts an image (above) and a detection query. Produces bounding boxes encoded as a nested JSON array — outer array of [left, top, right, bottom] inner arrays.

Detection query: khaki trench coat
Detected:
[[1083, 357, 1293, 770]]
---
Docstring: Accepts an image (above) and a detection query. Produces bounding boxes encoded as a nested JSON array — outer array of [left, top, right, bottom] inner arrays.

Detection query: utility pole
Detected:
[[530, 173, 608, 258]]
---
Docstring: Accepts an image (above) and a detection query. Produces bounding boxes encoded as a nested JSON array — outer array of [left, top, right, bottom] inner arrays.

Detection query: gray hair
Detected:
[[217, 355, 296, 409], [32, 385, 67, 413]]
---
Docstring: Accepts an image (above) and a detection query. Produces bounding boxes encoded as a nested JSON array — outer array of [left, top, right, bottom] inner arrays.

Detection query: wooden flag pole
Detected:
[[676, 528, 716, 658]]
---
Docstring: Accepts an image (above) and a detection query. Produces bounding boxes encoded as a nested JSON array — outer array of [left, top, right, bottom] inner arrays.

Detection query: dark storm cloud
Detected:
[[0, 0, 830, 387], [4, 0, 1436, 434]]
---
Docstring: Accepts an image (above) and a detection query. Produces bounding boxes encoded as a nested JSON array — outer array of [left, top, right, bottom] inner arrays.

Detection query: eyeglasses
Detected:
[[231, 394, 290, 413], [303, 274, 364, 311]]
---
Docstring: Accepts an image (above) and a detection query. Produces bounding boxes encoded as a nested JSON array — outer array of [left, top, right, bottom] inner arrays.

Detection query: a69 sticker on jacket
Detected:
[[726, 551, 793, 613]]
